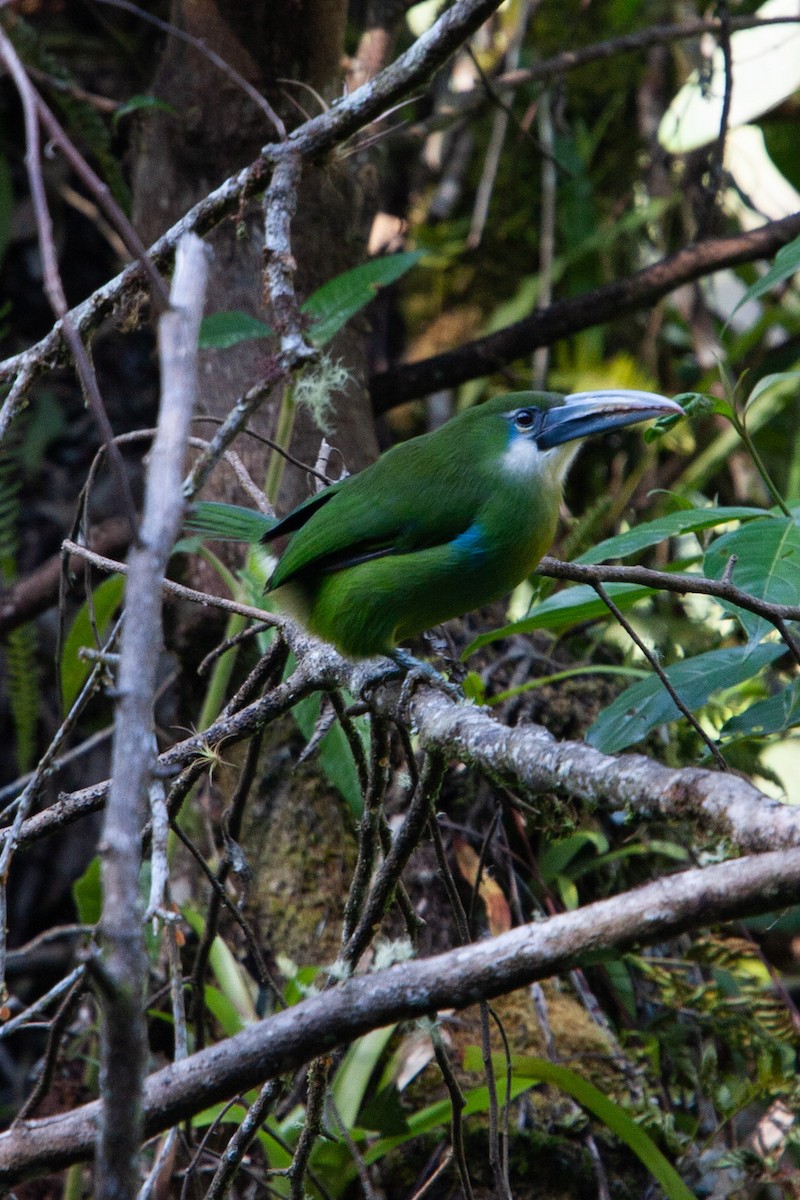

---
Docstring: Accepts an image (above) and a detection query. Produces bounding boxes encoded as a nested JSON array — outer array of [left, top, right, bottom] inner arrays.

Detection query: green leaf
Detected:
[[304, 251, 422, 346], [586, 643, 785, 753], [182, 500, 276, 543], [704, 518, 800, 642], [729, 233, 800, 324], [198, 255, 421, 351], [112, 94, 178, 129], [198, 311, 273, 349], [60, 574, 125, 713], [463, 1051, 697, 1200], [538, 831, 608, 882], [72, 855, 102, 925], [744, 370, 800, 413], [331, 1025, 397, 1129], [577, 506, 769, 565], [723, 678, 800, 738], [465, 582, 658, 655]]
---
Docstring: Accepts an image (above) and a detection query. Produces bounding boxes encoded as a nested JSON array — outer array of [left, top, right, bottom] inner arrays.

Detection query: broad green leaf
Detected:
[[182, 500, 275, 543], [538, 831, 608, 881], [586, 643, 785, 753], [203, 984, 247, 1037], [72, 855, 102, 925], [745, 370, 800, 413], [60, 573, 125, 713], [577, 506, 769, 565], [464, 1050, 696, 1200], [197, 254, 421, 352], [723, 678, 800, 738], [360, 1076, 533, 1168], [465, 582, 657, 655], [183, 908, 258, 1024], [198, 310, 273, 349], [729, 231, 800, 322], [304, 251, 422, 346], [704, 518, 800, 641], [331, 1025, 397, 1129]]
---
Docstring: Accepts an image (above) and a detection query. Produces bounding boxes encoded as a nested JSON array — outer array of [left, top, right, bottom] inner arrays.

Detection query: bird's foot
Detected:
[[357, 649, 462, 703], [390, 649, 463, 704]]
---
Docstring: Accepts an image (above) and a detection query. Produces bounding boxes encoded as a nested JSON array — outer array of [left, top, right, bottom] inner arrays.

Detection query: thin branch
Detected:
[[494, 15, 800, 88], [263, 151, 316, 363], [536, 555, 800, 626], [340, 751, 446, 970], [591, 579, 729, 770], [93, 0, 287, 139], [203, 1080, 282, 1200], [0, 25, 138, 528], [6, 617, 800, 862]]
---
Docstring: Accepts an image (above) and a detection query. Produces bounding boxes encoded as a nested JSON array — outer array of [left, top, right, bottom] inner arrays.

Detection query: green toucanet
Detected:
[[217, 389, 679, 659]]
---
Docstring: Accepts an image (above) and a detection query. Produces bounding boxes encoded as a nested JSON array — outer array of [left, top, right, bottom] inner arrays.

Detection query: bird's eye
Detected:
[[514, 409, 537, 431]]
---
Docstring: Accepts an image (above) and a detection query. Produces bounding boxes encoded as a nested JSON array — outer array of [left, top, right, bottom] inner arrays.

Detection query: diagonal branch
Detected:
[[0, 0, 505, 430], [3, 843, 800, 1185], [369, 211, 800, 410]]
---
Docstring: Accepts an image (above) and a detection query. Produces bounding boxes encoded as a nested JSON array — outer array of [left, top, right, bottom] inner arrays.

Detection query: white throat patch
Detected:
[[502, 435, 541, 477]]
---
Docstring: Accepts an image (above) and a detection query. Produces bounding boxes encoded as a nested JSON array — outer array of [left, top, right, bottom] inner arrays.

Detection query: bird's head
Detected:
[[480, 389, 683, 485]]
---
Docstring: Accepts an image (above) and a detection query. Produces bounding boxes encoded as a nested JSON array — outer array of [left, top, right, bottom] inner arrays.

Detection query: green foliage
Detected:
[[112, 94, 178, 130], [198, 252, 422, 349], [577, 505, 771, 565], [463, 1048, 697, 1200], [72, 855, 102, 925], [182, 500, 275, 543], [728, 232, 800, 326], [587, 643, 784, 754], [60, 573, 125, 714], [703, 517, 800, 643]]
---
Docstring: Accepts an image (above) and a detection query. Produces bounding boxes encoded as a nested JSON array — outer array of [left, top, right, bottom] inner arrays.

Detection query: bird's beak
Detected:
[[537, 390, 683, 450]]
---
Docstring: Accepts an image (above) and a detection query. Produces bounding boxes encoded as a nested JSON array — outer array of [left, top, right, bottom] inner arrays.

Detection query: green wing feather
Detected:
[[184, 501, 277, 542], [268, 424, 501, 590]]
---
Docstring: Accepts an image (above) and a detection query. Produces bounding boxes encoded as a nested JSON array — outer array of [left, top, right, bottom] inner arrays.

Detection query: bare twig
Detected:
[[697, 0, 733, 234], [341, 751, 446, 970], [0, 615, 122, 987], [263, 151, 316, 363], [95, 234, 208, 1200], [536, 555, 800, 627], [203, 1080, 282, 1200], [14, 969, 86, 1122]]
